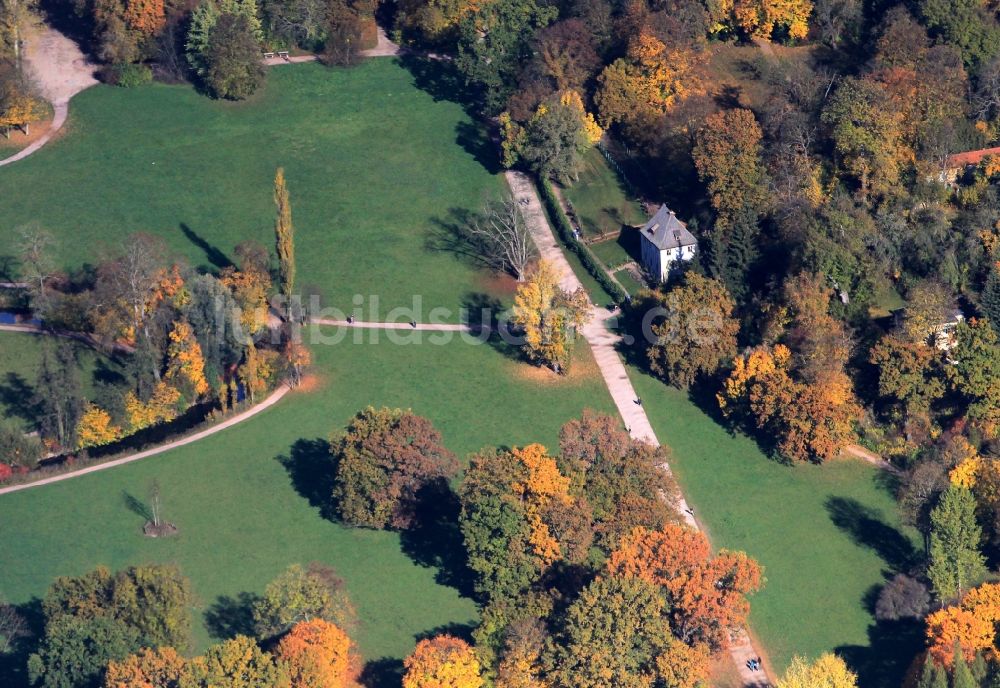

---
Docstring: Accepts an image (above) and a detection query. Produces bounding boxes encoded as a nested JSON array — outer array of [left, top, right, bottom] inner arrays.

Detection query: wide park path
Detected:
[[0, 27, 97, 168], [506, 169, 773, 688]]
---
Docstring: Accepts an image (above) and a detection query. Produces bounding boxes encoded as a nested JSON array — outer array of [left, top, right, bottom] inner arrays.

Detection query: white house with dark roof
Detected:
[[639, 205, 697, 283]]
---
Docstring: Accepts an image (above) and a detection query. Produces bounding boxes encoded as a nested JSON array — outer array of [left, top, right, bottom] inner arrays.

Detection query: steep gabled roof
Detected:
[[639, 205, 697, 251]]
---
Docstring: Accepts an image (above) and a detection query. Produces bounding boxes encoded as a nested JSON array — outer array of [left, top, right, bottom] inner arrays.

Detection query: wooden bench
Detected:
[[277, 51, 290, 60], [263, 52, 275, 59]]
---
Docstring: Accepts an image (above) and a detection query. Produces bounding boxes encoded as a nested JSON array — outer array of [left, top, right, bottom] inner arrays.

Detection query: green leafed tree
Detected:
[[251, 563, 356, 639], [927, 485, 987, 601], [203, 12, 265, 100]]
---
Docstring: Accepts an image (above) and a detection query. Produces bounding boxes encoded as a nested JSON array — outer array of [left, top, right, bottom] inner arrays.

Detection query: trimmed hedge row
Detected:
[[536, 177, 629, 305]]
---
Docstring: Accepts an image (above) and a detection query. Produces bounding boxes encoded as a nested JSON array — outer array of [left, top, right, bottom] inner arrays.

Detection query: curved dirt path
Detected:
[[507, 169, 773, 688], [0, 27, 97, 168], [0, 384, 290, 496]]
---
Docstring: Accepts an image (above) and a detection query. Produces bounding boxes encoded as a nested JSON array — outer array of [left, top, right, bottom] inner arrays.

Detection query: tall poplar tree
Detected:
[[273, 167, 296, 311]]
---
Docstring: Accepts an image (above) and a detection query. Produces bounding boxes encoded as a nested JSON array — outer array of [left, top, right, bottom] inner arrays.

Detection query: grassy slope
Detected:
[[0, 60, 502, 321], [562, 147, 646, 237], [629, 367, 923, 686], [0, 331, 122, 429], [0, 336, 615, 683]]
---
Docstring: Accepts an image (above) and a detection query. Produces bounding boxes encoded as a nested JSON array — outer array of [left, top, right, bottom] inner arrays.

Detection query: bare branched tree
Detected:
[[18, 225, 55, 315], [467, 194, 536, 282], [149, 480, 162, 528], [0, 598, 26, 654]]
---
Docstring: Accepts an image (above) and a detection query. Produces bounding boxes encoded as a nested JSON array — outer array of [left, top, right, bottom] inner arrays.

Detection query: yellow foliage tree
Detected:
[[558, 90, 603, 145], [104, 646, 192, 688], [125, 381, 182, 433], [512, 260, 590, 373], [776, 654, 857, 688], [76, 404, 122, 449], [403, 635, 484, 688], [731, 0, 812, 40], [0, 90, 43, 137], [511, 443, 574, 564], [594, 30, 694, 128], [165, 318, 209, 399], [221, 265, 271, 336]]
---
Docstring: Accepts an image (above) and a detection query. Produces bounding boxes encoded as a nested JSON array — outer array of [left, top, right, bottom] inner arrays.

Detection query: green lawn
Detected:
[[0, 331, 123, 430], [0, 335, 615, 686], [562, 147, 646, 238], [628, 368, 923, 687], [613, 267, 646, 296], [0, 59, 503, 322]]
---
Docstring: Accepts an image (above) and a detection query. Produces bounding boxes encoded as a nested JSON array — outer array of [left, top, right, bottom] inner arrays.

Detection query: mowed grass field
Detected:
[[0, 59, 504, 321], [0, 331, 123, 430], [0, 336, 616, 686], [628, 368, 923, 687]]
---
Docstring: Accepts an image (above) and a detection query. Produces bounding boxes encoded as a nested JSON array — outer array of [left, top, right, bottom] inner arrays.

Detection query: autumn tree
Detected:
[[776, 654, 857, 688], [104, 646, 193, 688], [274, 166, 296, 306], [547, 574, 683, 688], [531, 20, 600, 93], [927, 485, 987, 601], [30, 564, 194, 688], [0, 73, 43, 137], [821, 77, 907, 201], [594, 30, 693, 138], [512, 259, 590, 373], [403, 635, 484, 688], [558, 410, 680, 550], [607, 524, 763, 650], [925, 604, 997, 667], [460, 445, 592, 601], [643, 274, 739, 389], [692, 108, 769, 229], [329, 407, 458, 529], [275, 618, 356, 688], [512, 91, 602, 184], [122, 0, 165, 36], [869, 335, 946, 423], [164, 318, 210, 402], [252, 563, 356, 640], [198, 635, 288, 687], [76, 403, 123, 449]]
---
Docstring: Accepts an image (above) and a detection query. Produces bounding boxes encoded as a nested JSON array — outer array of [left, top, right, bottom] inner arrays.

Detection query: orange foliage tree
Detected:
[[275, 618, 356, 688], [926, 582, 1000, 666], [403, 635, 484, 688], [123, 0, 165, 35], [510, 443, 574, 565], [608, 524, 763, 650], [104, 646, 191, 688]]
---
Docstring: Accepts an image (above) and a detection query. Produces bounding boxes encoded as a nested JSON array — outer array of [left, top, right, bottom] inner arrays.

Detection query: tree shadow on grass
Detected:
[[836, 618, 924, 688], [399, 482, 477, 598], [455, 121, 501, 175], [0, 372, 38, 426], [397, 54, 475, 112], [0, 597, 43, 688], [122, 490, 152, 522], [204, 592, 260, 640], [426, 208, 493, 271], [415, 621, 477, 643], [825, 496, 920, 574], [180, 223, 232, 271], [359, 657, 405, 688], [276, 438, 336, 520]]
